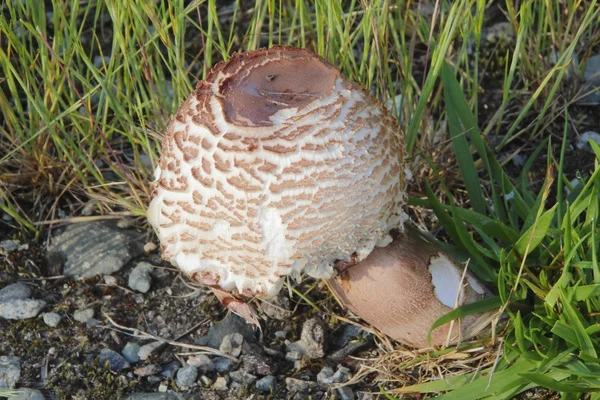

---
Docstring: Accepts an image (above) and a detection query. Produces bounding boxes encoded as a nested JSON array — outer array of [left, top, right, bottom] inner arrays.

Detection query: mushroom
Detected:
[[148, 46, 491, 347]]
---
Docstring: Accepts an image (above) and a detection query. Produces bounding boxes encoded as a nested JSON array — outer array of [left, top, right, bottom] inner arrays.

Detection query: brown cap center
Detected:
[[218, 57, 338, 126]]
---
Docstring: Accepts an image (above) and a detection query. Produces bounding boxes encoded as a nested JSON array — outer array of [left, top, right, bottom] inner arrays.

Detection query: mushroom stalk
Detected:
[[148, 46, 492, 348]]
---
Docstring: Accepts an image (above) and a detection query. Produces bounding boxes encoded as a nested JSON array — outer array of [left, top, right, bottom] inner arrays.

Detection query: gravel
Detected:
[[219, 333, 243, 357], [176, 365, 198, 388], [122, 342, 141, 363], [42, 312, 61, 327], [255, 375, 276, 393], [48, 221, 143, 278], [73, 308, 94, 323], [0, 356, 21, 389], [0, 283, 32, 301], [137, 341, 166, 361], [99, 348, 131, 372], [128, 262, 154, 293]]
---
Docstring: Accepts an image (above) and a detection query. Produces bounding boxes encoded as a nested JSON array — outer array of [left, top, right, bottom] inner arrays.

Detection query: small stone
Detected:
[[86, 318, 101, 327], [42, 312, 61, 327], [240, 342, 272, 376], [286, 377, 317, 394], [337, 386, 355, 400], [48, 222, 143, 278], [256, 375, 276, 393], [0, 299, 46, 320], [187, 355, 214, 373], [0, 240, 23, 255], [73, 308, 94, 323], [158, 383, 168, 393], [117, 218, 132, 229], [0, 356, 21, 389], [134, 364, 162, 377], [93, 55, 111, 69], [0, 283, 32, 301], [99, 349, 131, 371], [274, 330, 287, 339], [213, 376, 229, 391], [579, 54, 600, 104], [199, 375, 212, 386], [286, 317, 326, 359], [230, 370, 257, 385], [7, 388, 45, 400], [122, 342, 141, 363], [213, 357, 237, 373], [207, 315, 256, 348], [138, 340, 166, 361], [220, 332, 244, 357], [317, 365, 351, 387], [103, 275, 118, 286], [144, 242, 157, 253], [357, 393, 375, 400], [128, 262, 154, 293], [160, 360, 180, 378], [81, 200, 98, 216], [176, 365, 198, 387], [577, 131, 600, 150]]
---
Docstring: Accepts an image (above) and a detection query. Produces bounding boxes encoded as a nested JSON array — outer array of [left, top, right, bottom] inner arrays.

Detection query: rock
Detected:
[[286, 317, 326, 359], [122, 342, 141, 363], [230, 369, 257, 385], [206, 315, 257, 348], [332, 324, 363, 349], [212, 376, 229, 391], [103, 275, 118, 286], [0, 356, 20, 389], [0, 240, 24, 255], [128, 262, 154, 293], [240, 342, 273, 376], [134, 364, 162, 377], [337, 386, 355, 400], [7, 388, 45, 400], [0, 283, 32, 301], [577, 131, 600, 150], [579, 54, 600, 104], [187, 355, 214, 373], [137, 340, 166, 361], [48, 221, 143, 278], [286, 377, 317, 394], [317, 365, 351, 387], [144, 242, 157, 253], [213, 357, 237, 373], [0, 299, 46, 320], [357, 393, 375, 400], [220, 333, 244, 357], [42, 312, 61, 327], [160, 360, 180, 378], [99, 349, 131, 371], [255, 375, 276, 393], [176, 365, 198, 387], [73, 308, 94, 323]]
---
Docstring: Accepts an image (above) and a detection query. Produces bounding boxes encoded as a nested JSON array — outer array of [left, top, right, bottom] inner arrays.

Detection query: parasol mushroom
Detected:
[[148, 46, 491, 347]]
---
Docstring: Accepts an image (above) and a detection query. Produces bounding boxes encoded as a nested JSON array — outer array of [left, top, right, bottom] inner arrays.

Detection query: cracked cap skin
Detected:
[[148, 46, 408, 298]]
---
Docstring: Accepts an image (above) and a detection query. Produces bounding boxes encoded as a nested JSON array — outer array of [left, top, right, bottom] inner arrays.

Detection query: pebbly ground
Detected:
[[0, 220, 378, 400]]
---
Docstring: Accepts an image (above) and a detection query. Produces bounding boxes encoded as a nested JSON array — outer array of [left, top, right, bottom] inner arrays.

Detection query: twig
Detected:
[[102, 312, 238, 361]]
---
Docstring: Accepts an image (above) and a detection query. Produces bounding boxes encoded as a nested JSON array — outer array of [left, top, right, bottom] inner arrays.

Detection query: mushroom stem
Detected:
[[329, 224, 492, 348]]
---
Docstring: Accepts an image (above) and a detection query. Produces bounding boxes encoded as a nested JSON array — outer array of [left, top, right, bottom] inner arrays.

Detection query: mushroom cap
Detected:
[[329, 225, 491, 347], [148, 46, 408, 298]]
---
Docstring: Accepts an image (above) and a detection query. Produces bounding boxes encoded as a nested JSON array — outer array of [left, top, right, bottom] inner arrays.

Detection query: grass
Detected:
[[1, 0, 600, 398]]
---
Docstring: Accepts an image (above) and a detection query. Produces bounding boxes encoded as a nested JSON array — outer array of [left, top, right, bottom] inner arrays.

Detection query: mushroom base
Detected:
[[329, 224, 494, 348]]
